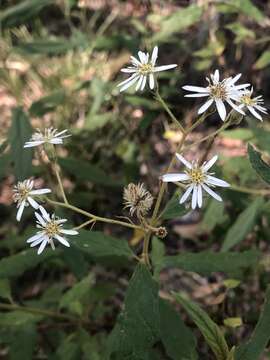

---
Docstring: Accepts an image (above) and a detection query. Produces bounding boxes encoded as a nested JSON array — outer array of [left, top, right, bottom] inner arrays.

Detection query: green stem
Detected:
[[155, 89, 186, 134], [74, 219, 96, 230], [0, 303, 86, 324], [47, 198, 144, 231], [230, 184, 270, 196], [54, 164, 68, 205]]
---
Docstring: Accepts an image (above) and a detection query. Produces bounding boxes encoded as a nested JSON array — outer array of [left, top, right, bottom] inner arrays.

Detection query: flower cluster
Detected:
[[13, 128, 77, 255]]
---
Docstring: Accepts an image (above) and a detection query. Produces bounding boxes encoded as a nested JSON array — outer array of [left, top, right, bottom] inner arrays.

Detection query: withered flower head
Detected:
[[155, 227, 167, 239], [123, 183, 153, 218]]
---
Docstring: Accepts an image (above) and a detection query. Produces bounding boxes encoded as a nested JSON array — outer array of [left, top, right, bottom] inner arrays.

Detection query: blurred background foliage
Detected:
[[1, 0, 270, 359]]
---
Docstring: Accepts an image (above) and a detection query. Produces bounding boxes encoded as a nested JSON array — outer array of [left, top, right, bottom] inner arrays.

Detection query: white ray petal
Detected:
[[24, 141, 44, 148], [27, 196, 40, 209], [198, 99, 213, 114], [54, 234, 70, 247], [121, 68, 137, 73], [35, 212, 47, 227], [176, 153, 192, 169], [26, 232, 45, 243], [149, 73, 155, 89], [130, 56, 141, 66], [138, 51, 146, 64], [213, 69, 219, 84], [153, 64, 177, 72], [192, 185, 198, 209], [248, 106, 262, 120], [39, 206, 50, 221], [119, 75, 140, 92], [140, 76, 147, 91], [226, 99, 245, 115], [197, 184, 203, 208], [16, 200, 26, 222], [179, 185, 193, 204], [182, 85, 209, 93], [30, 236, 46, 247], [117, 73, 138, 87], [162, 173, 190, 182], [136, 75, 144, 91], [59, 229, 79, 235], [215, 99, 226, 121], [227, 73, 241, 86], [202, 155, 218, 172], [151, 46, 158, 66], [37, 238, 48, 255], [30, 188, 51, 195], [205, 175, 230, 187], [185, 93, 210, 98], [202, 184, 222, 202]]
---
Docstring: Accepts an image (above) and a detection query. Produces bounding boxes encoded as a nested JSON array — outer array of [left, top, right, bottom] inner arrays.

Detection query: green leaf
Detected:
[[161, 250, 260, 278], [0, 0, 53, 29], [59, 274, 95, 316], [151, 237, 166, 280], [235, 287, 270, 360], [0, 279, 12, 302], [161, 192, 189, 220], [151, 4, 203, 43], [173, 292, 230, 360], [226, 22, 255, 44], [0, 249, 56, 279], [9, 323, 37, 360], [0, 311, 42, 327], [106, 264, 160, 359], [221, 128, 253, 141], [248, 143, 270, 184], [254, 50, 270, 70], [15, 33, 88, 55], [159, 299, 198, 360], [225, 0, 264, 22], [201, 200, 226, 232], [221, 197, 263, 251], [29, 90, 66, 117], [75, 230, 134, 261], [59, 157, 122, 187], [9, 107, 33, 180]]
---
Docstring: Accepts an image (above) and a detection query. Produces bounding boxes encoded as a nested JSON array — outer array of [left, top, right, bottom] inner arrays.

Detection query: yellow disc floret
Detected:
[[187, 168, 205, 184], [139, 63, 153, 75]]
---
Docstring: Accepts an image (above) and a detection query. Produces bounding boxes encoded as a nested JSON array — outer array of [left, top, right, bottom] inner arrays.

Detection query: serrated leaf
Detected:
[[0, 249, 56, 279], [106, 264, 160, 359], [235, 287, 270, 360], [221, 197, 264, 251], [151, 4, 203, 43], [173, 292, 229, 360], [161, 250, 260, 278], [75, 230, 134, 261], [9, 107, 33, 180], [248, 143, 270, 184], [0, 0, 53, 28], [159, 299, 198, 360]]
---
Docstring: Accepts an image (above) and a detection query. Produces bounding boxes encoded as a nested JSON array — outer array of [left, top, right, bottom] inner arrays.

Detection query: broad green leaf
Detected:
[[151, 237, 165, 280], [159, 299, 198, 360], [225, 0, 264, 22], [0, 0, 53, 28], [236, 287, 270, 360], [151, 4, 203, 43], [173, 292, 229, 360], [254, 50, 270, 70], [15, 33, 88, 55], [161, 250, 260, 278], [201, 200, 226, 232], [248, 143, 270, 184], [0, 154, 11, 180], [161, 192, 189, 220], [226, 23, 255, 44], [0, 311, 42, 327], [56, 338, 81, 360], [62, 247, 89, 279], [59, 157, 122, 187], [0, 249, 56, 279], [9, 324, 37, 360], [221, 197, 263, 251], [0, 279, 12, 302], [75, 230, 134, 261], [221, 128, 253, 141], [106, 264, 160, 359], [59, 274, 95, 316], [29, 90, 66, 117], [9, 107, 33, 180]]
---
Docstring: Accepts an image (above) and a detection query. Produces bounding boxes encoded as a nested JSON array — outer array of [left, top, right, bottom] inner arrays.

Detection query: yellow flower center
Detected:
[[187, 168, 205, 184], [45, 221, 60, 237], [241, 94, 255, 106], [139, 63, 153, 74], [210, 84, 227, 100]]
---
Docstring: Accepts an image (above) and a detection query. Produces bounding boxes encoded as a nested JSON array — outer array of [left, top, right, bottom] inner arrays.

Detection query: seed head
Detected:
[[123, 183, 153, 218]]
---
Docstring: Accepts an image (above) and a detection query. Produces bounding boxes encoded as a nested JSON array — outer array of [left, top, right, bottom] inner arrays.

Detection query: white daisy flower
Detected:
[[182, 69, 250, 121], [237, 87, 267, 121], [162, 153, 230, 210], [24, 127, 70, 148], [117, 46, 177, 92], [13, 179, 51, 221], [27, 207, 78, 255]]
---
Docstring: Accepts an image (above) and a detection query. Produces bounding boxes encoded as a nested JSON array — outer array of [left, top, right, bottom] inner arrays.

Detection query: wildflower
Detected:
[[237, 87, 267, 121], [118, 46, 177, 92], [155, 227, 167, 239], [182, 69, 250, 121], [24, 127, 70, 148], [26, 207, 78, 255], [13, 179, 51, 221], [123, 183, 153, 218], [162, 153, 230, 210]]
